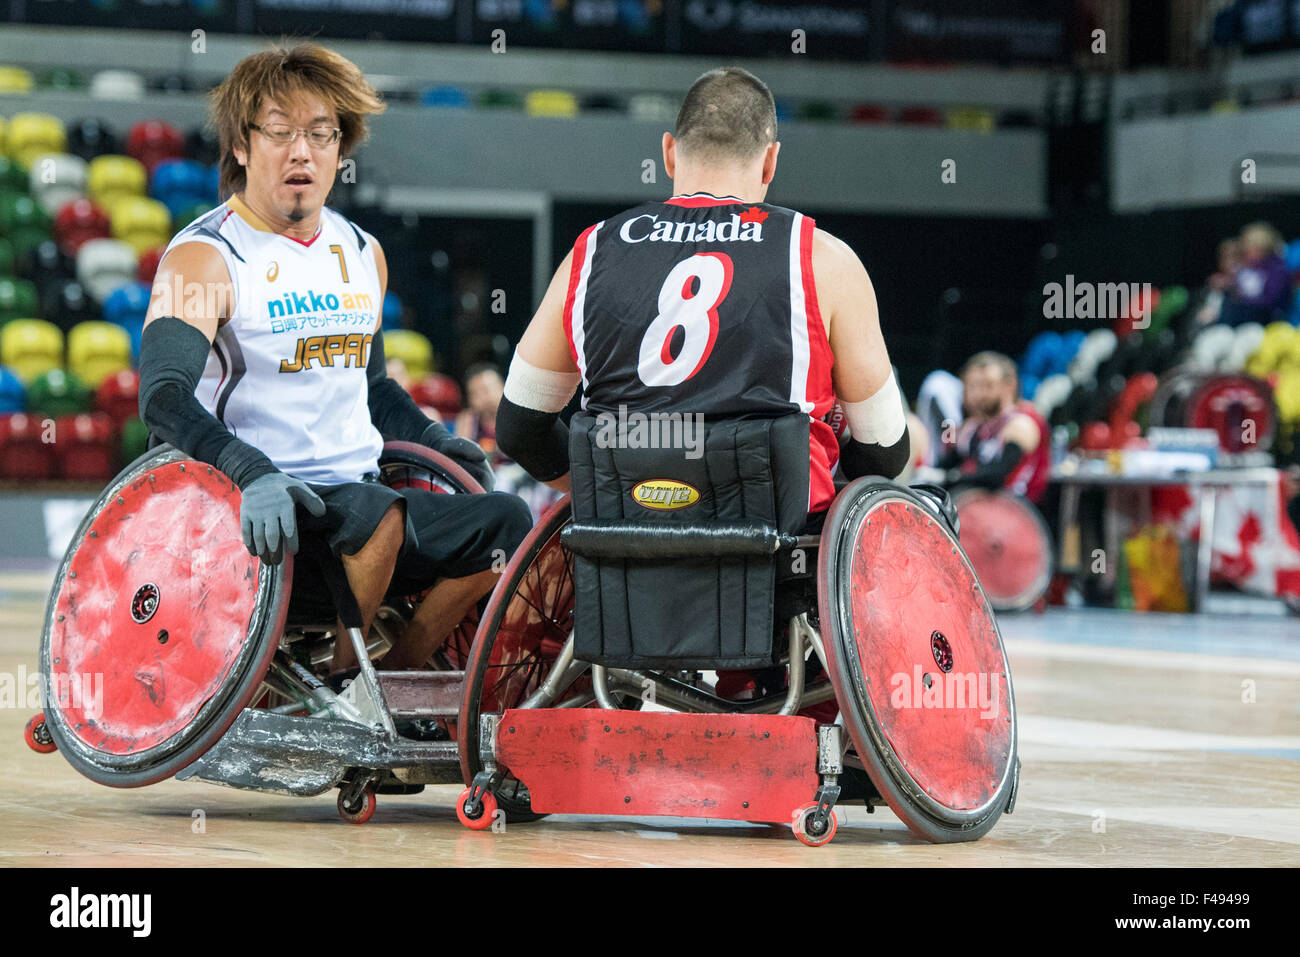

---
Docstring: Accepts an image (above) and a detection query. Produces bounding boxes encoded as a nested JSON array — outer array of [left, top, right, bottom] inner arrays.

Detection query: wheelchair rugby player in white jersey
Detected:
[[138, 44, 532, 706]]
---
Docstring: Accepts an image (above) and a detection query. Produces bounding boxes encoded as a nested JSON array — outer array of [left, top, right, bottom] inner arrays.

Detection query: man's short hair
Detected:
[[209, 43, 385, 198], [961, 351, 1018, 384], [673, 66, 777, 164], [464, 362, 503, 386]]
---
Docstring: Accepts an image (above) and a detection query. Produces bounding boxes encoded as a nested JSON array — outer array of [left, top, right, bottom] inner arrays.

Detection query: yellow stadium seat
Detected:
[[525, 90, 579, 118], [0, 67, 34, 96], [88, 155, 147, 211], [1, 318, 63, 384], [383, 329, 434, 379], [0, 115, 6, 157], [7, 112, 66, 169], [67, 321, 131, 388], [109, 196, 171, 257], [946, 107, 996, 133]]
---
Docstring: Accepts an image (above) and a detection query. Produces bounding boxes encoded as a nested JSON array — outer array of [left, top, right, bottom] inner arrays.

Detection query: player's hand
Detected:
[[438, 436, 496, 492], [240, 473, 327, 565]]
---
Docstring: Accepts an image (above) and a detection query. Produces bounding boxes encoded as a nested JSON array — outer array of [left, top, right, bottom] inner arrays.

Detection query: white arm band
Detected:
[[503, 353, 581, 414], [841, 370, 908, 446]]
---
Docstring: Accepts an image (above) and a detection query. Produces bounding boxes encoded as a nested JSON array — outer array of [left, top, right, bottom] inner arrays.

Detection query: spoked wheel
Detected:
[[458, 497, 578, 823], [818, 478, 1018, 844]]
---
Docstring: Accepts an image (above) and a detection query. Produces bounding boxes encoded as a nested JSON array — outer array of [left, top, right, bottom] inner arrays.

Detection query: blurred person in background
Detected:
[[1195, 236, 1243, 326], [1219, 222, 1292, 326], [454, 362, 505, 462], [925, 351, 1049, 503]]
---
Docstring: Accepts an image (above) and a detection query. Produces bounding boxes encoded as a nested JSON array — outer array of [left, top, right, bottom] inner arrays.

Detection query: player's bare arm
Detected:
[[812, 228, 911, 479], [496, 248, 582, 493]]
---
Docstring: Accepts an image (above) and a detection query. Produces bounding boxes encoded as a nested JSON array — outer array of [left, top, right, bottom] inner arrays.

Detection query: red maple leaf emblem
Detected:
[[739, 206, 768, 224]]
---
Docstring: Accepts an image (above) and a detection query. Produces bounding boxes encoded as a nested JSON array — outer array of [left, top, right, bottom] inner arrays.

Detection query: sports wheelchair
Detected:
[[455, 413, 1020, 845], [27, 440, 487, 824]]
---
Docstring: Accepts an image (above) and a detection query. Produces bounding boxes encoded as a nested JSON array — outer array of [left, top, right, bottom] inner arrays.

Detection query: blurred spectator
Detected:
[[1220, 222, 1292, 326], [1195, 237, 1242, 325], [454, 362, 504, 462]]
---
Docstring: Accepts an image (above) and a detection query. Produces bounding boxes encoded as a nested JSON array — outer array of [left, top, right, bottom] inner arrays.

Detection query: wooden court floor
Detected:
[[2, 566, 1297, 867]]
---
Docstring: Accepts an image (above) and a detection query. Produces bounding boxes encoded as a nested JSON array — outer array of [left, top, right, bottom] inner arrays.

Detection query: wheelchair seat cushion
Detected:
[[567, 412, 810, 669]]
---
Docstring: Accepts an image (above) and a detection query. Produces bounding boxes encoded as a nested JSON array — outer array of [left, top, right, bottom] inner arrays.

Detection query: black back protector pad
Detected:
[[567, 412, 810, 669]]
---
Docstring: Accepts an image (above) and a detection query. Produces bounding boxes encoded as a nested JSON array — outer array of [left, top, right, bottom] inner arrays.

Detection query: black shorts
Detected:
[[291, 476, 532, 607]]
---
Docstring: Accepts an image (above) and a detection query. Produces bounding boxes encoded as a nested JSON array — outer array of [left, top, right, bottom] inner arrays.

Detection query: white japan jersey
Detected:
[[163, 197, 385, 485]]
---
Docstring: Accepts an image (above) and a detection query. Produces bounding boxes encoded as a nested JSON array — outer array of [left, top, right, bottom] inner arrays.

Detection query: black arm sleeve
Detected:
[[496, 395, 570, 482], [138, 316, 278, 490], [838, 426, 912, 481], [950, 441, 1025, 490], [365, 328, 446, 445]]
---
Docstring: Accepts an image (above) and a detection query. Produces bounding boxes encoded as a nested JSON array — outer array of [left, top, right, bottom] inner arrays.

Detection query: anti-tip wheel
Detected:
[[338, 788, 377, 825], [24, 713, 56, 754], [456, 787, 498, 831], [794, 805, 838, 847]]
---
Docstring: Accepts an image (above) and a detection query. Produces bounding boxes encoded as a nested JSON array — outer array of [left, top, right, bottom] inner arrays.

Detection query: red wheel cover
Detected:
[[48, 462, 262, 756], [955, 490, 1052, 611]]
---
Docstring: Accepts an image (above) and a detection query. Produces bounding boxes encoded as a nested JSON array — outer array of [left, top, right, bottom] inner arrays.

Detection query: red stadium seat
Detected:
[[54, 199, 112, 258], [0, 412, 56, 479], [126, 120, 185, 175], [54, 412, 116, 480], [94, 369, 139, 432], [849, 104, 891, 124], [898, 106, 943, 126], [410, 373, 461, 420], [135, 245, 165, 284]]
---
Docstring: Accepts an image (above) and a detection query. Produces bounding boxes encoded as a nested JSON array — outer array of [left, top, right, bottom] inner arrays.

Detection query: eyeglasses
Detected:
[[249, 123, 342, 148]]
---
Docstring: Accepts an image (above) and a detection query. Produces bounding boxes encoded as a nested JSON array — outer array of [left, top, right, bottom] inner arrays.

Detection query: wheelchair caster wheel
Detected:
[[457, 787, 498, 831], [338, 788, 376, 825], [794, 805, 838, 847], [24, 713, 56, 754]]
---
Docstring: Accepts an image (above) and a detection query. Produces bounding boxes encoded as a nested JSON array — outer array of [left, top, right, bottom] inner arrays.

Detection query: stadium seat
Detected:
[[66, 118, 120, 163], [0, 318, 62, 383], [421, 86, 471, 109], [26, 367, 90, 417], [627, 94, 677, 123], [799, 102, 838, 122], [135, 245, 164, 284], [0, 277, 39, 326], [899, 106, 944, 126], [849, 104, 891, 124], [88, 155, 148, 212], [22, 239, 75, 301], [94, 368, 139, 431], [0, 365, 24, 413], [410, 373, 461, 420], [580, 93, 621, 113], [0, 156, 27, 192], [478, 90, 524, 111], [0, 67, 34, 95], [102, 281, 151, 359], [7, 113, 66, 169], [0, 238, 13, 277], [38, 68, 87, 92], [109, 196, 171, 256], [525, 90, 579, 118], [0, 193, 52, 258], [68, 320, 132, 387], [27, 152, 88, 216], [150, 159, 209, 219], [126, 120, 185, 174], [0, 413, 56, 480], [147, 73, 194, 95], [44, 278, 99, 332], [75, 238, 137, 303], [172, 202, 214, 229], [53, 198, 111, 257], [119, 414, 149, 464], [54, 411, 115, 479], [383, 329, 434, 379], [382, 290, 403, 330], [947, 107, 996, 132], [89, 70, 145, 101]]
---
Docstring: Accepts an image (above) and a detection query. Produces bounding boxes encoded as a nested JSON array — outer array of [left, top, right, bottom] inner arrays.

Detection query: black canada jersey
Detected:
[[561, 192, 837, 510]]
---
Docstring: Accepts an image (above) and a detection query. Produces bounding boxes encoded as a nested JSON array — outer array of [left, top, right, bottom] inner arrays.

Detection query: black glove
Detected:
[[240, 472, 327, 565], [421, 424, 495, 491]]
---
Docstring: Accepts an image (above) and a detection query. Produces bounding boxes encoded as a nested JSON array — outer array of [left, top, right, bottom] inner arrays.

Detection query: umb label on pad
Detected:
[[632, 480, 699, 510]]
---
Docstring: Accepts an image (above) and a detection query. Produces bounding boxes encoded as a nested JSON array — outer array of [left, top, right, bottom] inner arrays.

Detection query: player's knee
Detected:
[[484, 493, 533, 553]]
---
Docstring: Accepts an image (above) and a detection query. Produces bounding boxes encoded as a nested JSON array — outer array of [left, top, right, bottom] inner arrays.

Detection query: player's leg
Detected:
[[382, 491, 533, 671], [330, 501, 406, 672]]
